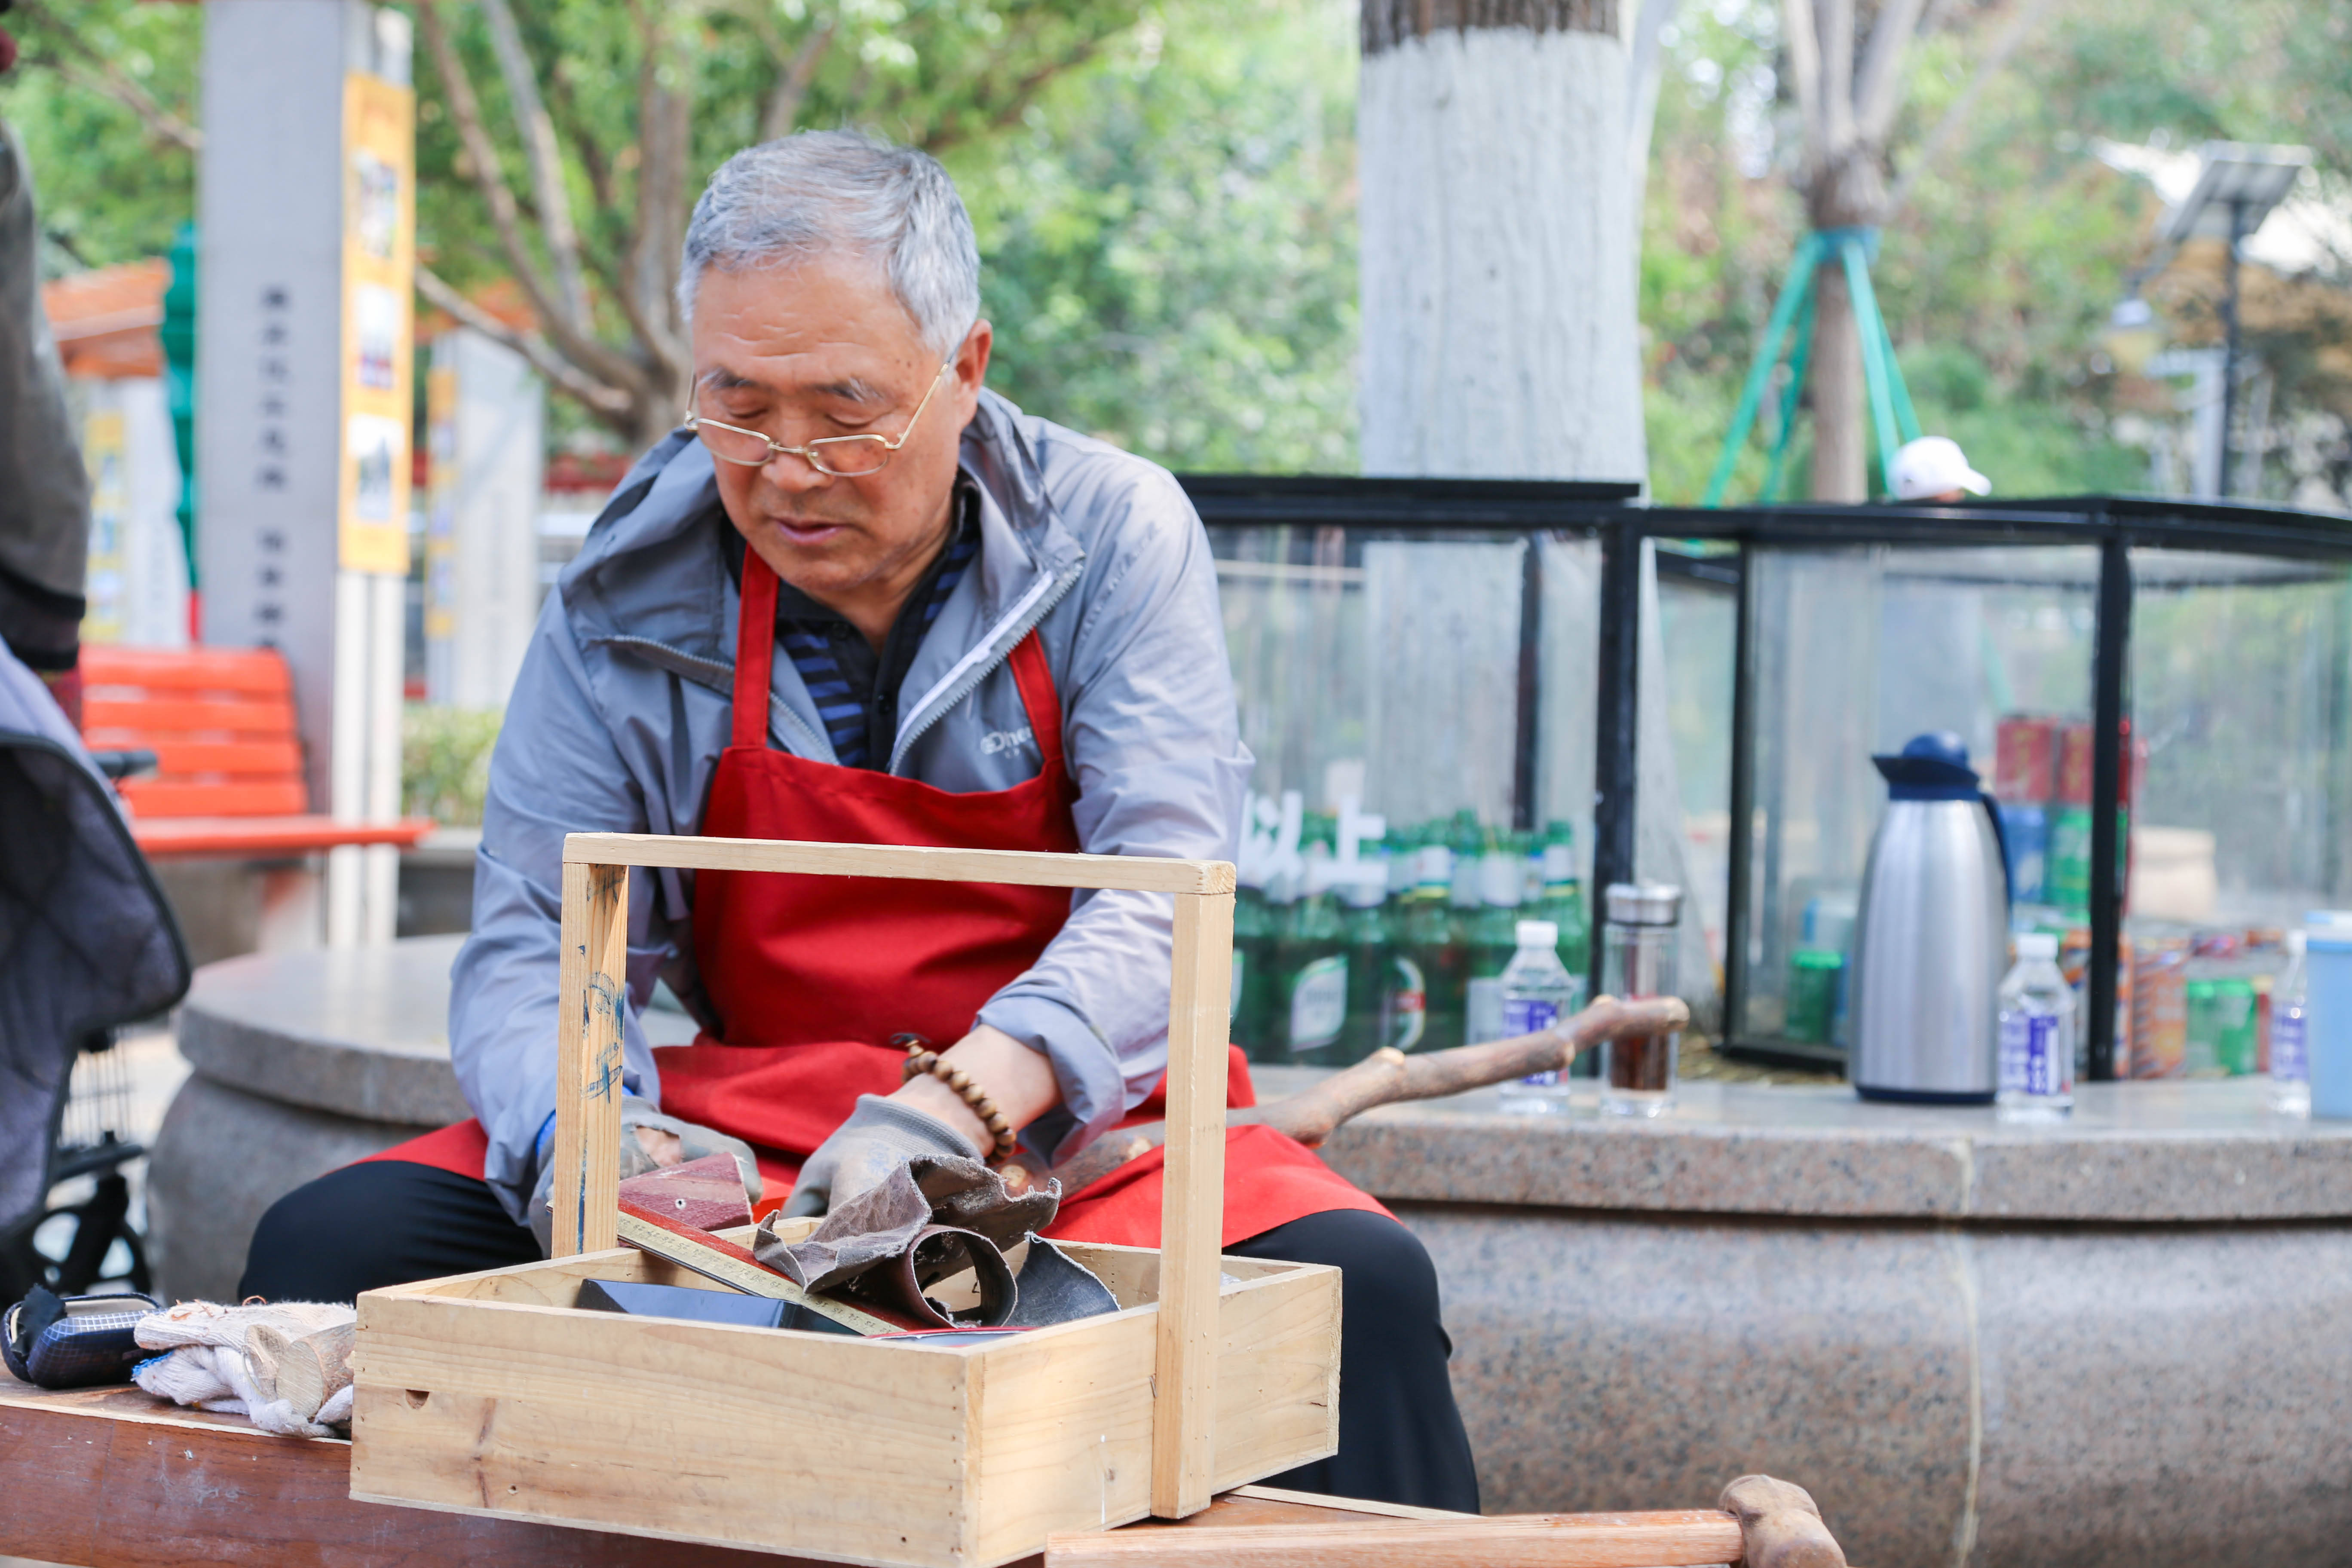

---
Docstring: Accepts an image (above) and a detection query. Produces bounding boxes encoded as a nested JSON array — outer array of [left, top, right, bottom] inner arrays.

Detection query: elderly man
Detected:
[[241, 131, 1476, 1510]]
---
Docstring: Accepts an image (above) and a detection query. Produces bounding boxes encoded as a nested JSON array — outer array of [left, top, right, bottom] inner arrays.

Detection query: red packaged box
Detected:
[[2057, 722, 2095, 805], [1996, 716, 2057, 802]]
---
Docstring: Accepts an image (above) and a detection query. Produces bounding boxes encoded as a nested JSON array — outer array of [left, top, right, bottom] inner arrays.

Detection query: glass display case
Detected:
[[1182, 478, 1632, 1065], [1182, 481, 2352, 1081]]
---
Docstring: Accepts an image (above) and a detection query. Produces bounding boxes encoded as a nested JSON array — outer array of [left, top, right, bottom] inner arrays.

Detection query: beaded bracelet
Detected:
[[895, 1034, 1019, 1163]]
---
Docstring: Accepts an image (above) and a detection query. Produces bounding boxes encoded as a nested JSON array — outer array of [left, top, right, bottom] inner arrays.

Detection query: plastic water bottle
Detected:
[[2272, 930, 2310, 1116], [1997, 932, 2076, 1121], [1497, 919, 1586, 1114]]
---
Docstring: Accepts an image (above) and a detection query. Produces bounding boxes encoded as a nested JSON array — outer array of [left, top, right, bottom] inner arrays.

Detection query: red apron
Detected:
[[371, 549, 1385, 1246]]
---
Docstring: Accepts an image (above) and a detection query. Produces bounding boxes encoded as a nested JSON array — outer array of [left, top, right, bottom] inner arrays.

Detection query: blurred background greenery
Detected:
[[6, 0, 2347, 496]]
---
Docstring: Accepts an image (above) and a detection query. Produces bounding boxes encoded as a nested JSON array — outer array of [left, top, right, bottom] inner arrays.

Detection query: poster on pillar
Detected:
[[337, 71, 414, 575]]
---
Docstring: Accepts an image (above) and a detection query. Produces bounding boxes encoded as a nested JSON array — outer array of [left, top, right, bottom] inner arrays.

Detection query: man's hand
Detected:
[[888, 1023, 1060, 1152], [528, 1098, 762, 1253], [782, 1095, 978, 1218], [1718, 1475, 1846, 1568]]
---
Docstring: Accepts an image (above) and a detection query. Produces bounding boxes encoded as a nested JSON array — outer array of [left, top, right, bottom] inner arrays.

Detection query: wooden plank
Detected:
[[139, 738, 306, 775], [79, 645, 292, 693], [1154, 889, 1235, 1519], [1041, 1509, 1748, 1568], [552, 861, 629, 1257], [129, 815, 435, 858], [82, 696, 296, 735], [119, 778, 311, 817], [1222, 1485, 1471, 1522], [1207, 1260, 1340, 1497], [352, 1289, 974, 1565], [0, 1377, 819, 1568], [563, 832, 1235, 895]]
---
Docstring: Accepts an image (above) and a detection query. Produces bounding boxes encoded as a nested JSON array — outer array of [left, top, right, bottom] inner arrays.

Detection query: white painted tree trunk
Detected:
[[1358, 22, 1645, 484]]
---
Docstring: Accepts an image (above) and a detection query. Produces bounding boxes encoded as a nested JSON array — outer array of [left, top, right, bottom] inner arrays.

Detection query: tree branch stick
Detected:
[[1850, 0, 1926, 144], [1027, 995, 1692, 1199], [1819, 0, 1856, 156], [416, 263, 632, 417], [477, 0, 592, 331], [15, 0, 202, 153], [414, 0, 646, 398], [760, 16, 839, 143], [1779, 0, 1827, 167], [1884, 0, 2061, 217]]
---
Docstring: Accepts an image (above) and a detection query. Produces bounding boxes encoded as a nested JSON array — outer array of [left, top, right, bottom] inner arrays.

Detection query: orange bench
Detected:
[[78, 646, 434, 858]]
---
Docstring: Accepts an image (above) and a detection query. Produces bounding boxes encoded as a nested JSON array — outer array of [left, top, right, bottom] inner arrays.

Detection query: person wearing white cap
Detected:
[[1891, 435, 1991, 502]]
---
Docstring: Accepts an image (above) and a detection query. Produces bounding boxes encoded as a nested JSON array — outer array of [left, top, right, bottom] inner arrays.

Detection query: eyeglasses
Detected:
[[683, 359, 955, 478]]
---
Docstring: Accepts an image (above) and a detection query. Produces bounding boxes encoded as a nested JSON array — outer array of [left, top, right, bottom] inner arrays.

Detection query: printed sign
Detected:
[[337, 72, 415, 573]]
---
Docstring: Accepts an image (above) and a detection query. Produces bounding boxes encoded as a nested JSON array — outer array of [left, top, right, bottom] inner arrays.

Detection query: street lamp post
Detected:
[[2156, 144, 2312, 498]]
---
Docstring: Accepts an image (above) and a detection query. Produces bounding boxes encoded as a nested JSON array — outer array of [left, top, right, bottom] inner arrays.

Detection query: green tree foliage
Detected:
[[1, 0, 198, 273], [957, 2, 1358, 472]]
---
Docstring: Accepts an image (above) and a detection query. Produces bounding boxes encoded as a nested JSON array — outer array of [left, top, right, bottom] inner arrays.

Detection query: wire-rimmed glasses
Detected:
[[683, 358, 954, 478]]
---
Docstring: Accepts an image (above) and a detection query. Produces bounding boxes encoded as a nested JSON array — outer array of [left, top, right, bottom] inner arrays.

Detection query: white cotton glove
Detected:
[[132, 1300, 357, 1437]]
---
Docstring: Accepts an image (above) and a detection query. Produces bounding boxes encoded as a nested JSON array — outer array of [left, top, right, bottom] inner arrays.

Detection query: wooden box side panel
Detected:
[[352, 1292, 977, 1566], [968, 1312, 1161, 1563], [1208, 1265, 1342, 1494], [968, 1264, 1342, 1565]]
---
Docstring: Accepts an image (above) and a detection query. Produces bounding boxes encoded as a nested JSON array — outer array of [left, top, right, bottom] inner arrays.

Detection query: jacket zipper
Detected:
[[888, 559, 1085, 775]]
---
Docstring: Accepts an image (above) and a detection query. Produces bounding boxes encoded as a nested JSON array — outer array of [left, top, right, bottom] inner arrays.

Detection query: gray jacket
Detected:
[[451, 390, 1249, 1218]]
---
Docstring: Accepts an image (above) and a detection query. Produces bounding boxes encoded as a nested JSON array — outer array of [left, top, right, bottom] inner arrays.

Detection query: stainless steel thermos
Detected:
[[1850, 732, 2012, 1102]]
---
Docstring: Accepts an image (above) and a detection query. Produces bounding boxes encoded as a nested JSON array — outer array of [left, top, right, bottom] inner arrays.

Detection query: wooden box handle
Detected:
[[553, 833, 1237, 1519]]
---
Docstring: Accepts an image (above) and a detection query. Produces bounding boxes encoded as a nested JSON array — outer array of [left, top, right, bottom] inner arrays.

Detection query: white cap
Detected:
[[2288, 929, 2307, 956], [1892, 436, 1991, 500], [1516, 919, 1559, 949], [2016, 931, 2059, 959]]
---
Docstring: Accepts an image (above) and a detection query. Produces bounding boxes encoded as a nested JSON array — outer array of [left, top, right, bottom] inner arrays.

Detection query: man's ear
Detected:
[[957, 321, 994, 396]]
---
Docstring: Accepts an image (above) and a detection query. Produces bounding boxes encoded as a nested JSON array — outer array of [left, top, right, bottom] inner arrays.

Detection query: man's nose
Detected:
[[759, 447, 831, 493]]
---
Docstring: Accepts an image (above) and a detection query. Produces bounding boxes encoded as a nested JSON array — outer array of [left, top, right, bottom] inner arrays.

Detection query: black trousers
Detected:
[[243, 1163, 1479, 1512]]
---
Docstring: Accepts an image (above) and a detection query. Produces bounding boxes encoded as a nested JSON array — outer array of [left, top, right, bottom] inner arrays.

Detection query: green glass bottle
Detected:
[[1245, 873, 1302, 1065], [1404, 830, 1466, 1049], [1276, 885, 1349, 1064], [1535, 820, 1592, 983], [1230, 880, 1276, 1058], [1464, 829, 1525, 1042], [1338, 877, 1393, 1064]]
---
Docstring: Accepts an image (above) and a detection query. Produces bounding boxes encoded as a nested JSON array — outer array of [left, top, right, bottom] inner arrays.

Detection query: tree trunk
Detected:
[[1807, 259, 1868, 500], [1802, 147, 1884, 501], [1357, 0, 1645, 483]]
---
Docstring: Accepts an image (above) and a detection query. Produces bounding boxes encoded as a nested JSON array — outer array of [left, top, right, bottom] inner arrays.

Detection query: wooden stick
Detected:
[[1034, 994, 1692, 1198], [1044, 1508, 1746, 1567], [562, 832, 1233, 894], [1155, 889, 1234, 1520], [553, 861, 629, 1257]]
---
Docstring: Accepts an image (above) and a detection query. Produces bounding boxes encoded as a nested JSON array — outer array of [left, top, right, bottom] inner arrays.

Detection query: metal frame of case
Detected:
[[1179, 478, 2352, 1081]]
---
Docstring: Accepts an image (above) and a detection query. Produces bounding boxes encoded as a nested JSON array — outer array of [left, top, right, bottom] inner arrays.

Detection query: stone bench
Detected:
[[154, 936, 2352, 1566]]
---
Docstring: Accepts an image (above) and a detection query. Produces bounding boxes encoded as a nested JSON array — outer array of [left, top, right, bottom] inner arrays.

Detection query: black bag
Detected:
[[3, 1285, 160, 1389]]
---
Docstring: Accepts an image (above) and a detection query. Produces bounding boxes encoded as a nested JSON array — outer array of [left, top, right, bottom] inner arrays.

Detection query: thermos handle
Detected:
[[1981, 791, 2013, 909]]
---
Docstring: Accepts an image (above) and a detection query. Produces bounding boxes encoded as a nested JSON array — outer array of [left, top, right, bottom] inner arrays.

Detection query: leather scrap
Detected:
[[753, 1155, 1061, 1328], [1006, 1237, 1120, 1327], [617, 1152, 754, 1232]]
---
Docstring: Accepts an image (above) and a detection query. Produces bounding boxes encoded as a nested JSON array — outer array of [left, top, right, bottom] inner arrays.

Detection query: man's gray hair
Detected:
[[678, 130, 981, 357]]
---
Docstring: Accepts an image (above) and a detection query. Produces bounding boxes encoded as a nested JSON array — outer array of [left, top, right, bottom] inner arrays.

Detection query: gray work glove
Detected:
[[528, 1098, 763, 1255], [783, 1094, 977, 1219]]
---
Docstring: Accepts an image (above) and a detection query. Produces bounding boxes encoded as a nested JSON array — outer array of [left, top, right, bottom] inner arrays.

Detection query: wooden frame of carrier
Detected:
[[350, 833, 1338, 1568]]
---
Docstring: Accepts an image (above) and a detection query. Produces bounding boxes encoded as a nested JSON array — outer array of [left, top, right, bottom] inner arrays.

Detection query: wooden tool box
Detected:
[[347, 833, 1343, 1568]]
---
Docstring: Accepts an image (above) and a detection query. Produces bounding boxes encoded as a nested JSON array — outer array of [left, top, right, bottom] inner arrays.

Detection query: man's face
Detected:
[[689, 254, 991, 608]]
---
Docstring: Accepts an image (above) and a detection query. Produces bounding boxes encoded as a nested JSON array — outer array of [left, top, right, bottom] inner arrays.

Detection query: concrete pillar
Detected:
[[196, 0, 414, 946], [424, 328, 544, 710]]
